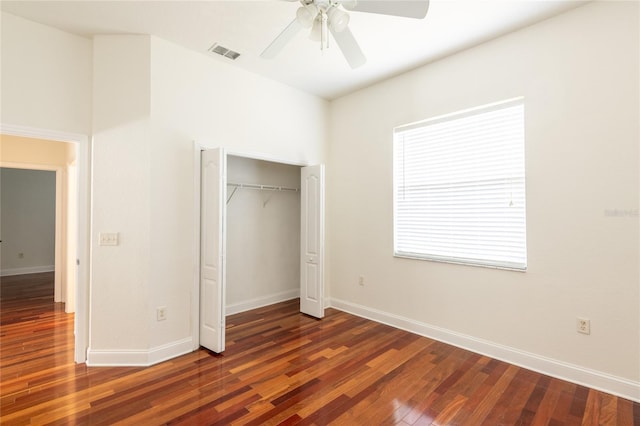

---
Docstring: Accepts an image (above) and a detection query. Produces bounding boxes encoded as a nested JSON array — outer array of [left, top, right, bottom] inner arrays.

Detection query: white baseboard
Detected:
[[226, 289, 300, 316], [0, 265, 55, 277], [86, 292, 300, 366], [330, 298, 640, 403], [86, 337, 194, 367], [148, 337, 194, 365]]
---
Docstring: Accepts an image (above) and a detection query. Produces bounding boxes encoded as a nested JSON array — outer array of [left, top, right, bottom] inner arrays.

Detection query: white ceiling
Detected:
[[1, 0, 588, 100]]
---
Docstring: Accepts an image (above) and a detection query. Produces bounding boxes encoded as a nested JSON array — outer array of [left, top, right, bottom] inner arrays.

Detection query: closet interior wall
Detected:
[[225, 155, 301, 314]]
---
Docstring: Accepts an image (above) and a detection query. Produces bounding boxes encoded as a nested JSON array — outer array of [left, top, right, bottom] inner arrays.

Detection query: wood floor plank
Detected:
[[581, 389, 602, 426], [2, 272, 639, 425], [462, 363, 520, 424], [528, 378, 566, 425], [617, 397, 636, 425]]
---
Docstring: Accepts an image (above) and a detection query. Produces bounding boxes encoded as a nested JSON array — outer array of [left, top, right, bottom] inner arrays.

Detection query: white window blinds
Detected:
[[393, 98, 527, 270]]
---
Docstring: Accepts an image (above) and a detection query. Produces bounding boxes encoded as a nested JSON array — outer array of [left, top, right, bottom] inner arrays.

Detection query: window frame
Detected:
[[392, 97, 527, 271]]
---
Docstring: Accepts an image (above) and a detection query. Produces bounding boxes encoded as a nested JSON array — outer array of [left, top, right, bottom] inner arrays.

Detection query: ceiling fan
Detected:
[[261, 0, 430, 69]]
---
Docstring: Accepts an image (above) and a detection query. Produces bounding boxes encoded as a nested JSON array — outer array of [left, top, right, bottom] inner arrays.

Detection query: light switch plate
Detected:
[[99, 232, 119, 246]]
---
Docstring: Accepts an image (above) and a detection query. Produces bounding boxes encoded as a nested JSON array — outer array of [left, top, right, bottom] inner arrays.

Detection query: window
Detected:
[[393, 98, 527, 270]]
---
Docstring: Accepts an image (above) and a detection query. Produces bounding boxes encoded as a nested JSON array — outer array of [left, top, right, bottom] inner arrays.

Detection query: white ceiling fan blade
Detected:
[[261, 18, 304, 59], [329, 26, 366, 69], [342, 0, 429, 19]]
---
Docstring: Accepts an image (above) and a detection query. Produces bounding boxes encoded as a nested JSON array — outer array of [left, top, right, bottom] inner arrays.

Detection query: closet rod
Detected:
[[227, 182, 299, 192], [226, 182, 300, 205]]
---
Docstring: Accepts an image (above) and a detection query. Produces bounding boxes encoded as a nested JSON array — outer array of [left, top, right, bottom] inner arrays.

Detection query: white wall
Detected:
[[0, 12, 92, 134], [328, 0, 639, 395], [0, 168, 56, 273], [226, 156, 301, 311], [86, 33, 327, 362], [147, 36, 327, 351], [90, 35, 152, 353]]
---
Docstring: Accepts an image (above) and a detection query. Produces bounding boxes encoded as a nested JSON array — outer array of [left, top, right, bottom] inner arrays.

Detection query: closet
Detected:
[[199, 148, 324, 354], [225, 155, 301, 315]]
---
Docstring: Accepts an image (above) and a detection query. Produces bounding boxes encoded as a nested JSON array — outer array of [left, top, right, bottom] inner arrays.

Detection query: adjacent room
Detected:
[[1, 0, 638, 424]]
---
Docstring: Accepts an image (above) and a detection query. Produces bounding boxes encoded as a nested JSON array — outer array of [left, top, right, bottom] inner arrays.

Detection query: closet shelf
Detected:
[[226, 182, 300, 204], [227, 182, 299, 192]]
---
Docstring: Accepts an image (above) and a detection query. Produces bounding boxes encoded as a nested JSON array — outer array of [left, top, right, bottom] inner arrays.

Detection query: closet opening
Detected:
[[197, 145, 325, 354], [225, 155, 302, 316]]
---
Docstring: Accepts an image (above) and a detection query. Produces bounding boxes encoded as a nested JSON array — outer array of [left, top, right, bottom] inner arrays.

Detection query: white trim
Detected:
[[1, 124, 86, 145], [192, 141, 203, 351], [330, 297, 640, 403], [148, 337, 194, 365], [1, 123, 90, 364], [54, 168, 64, 302], [86, 348, 150, 367], [226, 289, 300, 316], [225, 148, 310, 168], [0, 161, 61, 171], [0, 265, 55, 276], [394, 97, 524, 133], [86, 337, 194, 367]]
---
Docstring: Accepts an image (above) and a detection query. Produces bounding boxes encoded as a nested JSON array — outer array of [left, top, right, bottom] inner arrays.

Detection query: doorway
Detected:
[[194, 145, 325, 353], [0, 125, 89, 363], [0, 168, 59, 304], [0, 162, 72, 310]]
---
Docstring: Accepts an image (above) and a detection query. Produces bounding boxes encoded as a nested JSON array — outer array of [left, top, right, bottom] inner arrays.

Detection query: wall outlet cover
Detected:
[[577, 317, 590, 335]]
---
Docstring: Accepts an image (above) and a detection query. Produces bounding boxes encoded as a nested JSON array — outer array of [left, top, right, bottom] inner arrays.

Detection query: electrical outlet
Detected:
[[157, 306, 167, 321], [358, 276, 364, 286], [577, 317, 590, 335]]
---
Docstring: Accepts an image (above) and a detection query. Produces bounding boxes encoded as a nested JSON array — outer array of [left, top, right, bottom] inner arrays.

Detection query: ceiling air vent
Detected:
[[208, 43, 241, 60]]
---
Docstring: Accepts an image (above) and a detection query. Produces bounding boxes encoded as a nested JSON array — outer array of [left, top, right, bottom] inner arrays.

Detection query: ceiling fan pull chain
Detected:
[[321, 11, 328, 51]]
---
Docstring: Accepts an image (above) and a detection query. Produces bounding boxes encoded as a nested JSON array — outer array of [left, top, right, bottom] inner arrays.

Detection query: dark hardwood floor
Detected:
[[1, 272, 638, 425]]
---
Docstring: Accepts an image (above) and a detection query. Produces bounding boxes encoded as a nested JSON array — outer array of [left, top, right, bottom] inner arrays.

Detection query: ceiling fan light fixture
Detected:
[[296, 4, 318, 28], [340, 0, 358, 11], [327, 7, 350, 32]]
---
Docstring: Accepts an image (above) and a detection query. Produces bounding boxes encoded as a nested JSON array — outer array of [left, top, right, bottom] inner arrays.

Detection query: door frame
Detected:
[[0, 123, 90, 364], [192, 141, 311, 350]]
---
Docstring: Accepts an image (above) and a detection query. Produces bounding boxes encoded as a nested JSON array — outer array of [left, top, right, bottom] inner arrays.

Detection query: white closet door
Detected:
[[200, 148, 226, 353], [300, 164, 325, 318]]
